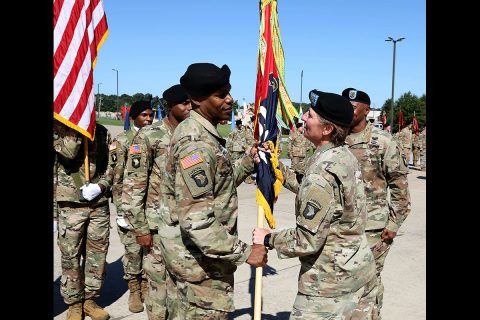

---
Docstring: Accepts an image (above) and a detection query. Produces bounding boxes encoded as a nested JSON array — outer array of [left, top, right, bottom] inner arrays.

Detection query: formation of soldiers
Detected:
[[54, 63, 417, 320], [394, 123, 427, 170]]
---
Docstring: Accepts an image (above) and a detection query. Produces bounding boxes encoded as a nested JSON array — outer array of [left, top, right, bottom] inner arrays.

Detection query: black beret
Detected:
[[341, 87, 371, 105], [235, 119, 242, 126], [129, 100, 152, 119], [180, 63, 231, 97], [163, 84, 188, 105], [309, 90, 354, 127]]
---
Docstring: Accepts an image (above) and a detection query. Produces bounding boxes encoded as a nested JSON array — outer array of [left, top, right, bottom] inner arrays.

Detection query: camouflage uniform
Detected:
[[122, 118, 177, 320], [397, 126, 412, 165], [244, 125, 256, 184], [287, 129, 313, 175], [54, 122, 113, 305], [108, 128, 147, 283], [158, 111, 256, 319], [346, 122, 411, 319], [273, 142, 377, 320], [412, 133, 421, 167], [226, 126, 247, 164], [419, 127, 426, 170]]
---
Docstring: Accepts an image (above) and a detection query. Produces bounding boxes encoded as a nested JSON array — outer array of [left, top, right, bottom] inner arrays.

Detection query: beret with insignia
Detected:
[[308, 90, 354, 128], [341, 87, 371, 105], [129, 100, 152, 119], [180, 63, 231, 97]]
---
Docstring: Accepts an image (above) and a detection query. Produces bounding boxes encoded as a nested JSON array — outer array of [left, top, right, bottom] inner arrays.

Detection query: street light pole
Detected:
[[97, 82, 102, 117], [112, 68, 119, 112], [385, 37, 405, 131]]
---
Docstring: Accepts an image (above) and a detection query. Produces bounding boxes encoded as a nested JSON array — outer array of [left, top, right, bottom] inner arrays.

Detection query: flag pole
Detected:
[[254, 206, 265, 320], [83, 137, 90, 182]]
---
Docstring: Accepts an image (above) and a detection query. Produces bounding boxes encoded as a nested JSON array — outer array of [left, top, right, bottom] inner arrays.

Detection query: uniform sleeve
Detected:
[[384, 139, 411, 232], [278, 161, 299, 194], [232, 154, 256, 187], [108, 137, 125, 214], [175, 140, 251, 265], [122, 132, 152, 236], [271, 174, 335, 257], [288, 133, 293, 157], [226, 132, 233, 152], [144, 150, 167, 228], [97, 131, 114, 191]]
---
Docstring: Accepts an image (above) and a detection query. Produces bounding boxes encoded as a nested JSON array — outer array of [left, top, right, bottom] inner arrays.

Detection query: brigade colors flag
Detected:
[[254, 0, 297, 229], [54, 0, 109, 140]]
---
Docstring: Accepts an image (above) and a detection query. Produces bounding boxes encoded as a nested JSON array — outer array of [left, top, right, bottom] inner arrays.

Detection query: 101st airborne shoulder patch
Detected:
[[180, 152, 212, 198], [297, 187, 333, 234]]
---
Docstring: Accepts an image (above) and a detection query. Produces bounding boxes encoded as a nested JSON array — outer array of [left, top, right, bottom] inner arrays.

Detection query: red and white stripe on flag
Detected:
[[54, 0, 108, 140]]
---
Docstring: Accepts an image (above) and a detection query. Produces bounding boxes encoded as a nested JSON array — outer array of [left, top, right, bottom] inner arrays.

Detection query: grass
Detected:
[[96, 118, 124, 126]]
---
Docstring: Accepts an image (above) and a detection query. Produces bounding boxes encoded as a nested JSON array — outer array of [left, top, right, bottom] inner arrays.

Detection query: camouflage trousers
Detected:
[[175, 277, 234, 320], [117, 224, 146, 281], [420, 148, 426, 170], [290, 156, 306, 175], [412, 147, 419, 166], [290, 276, 377, 320], [366, 230, 393, 320], [143, 233, 177, 320], [57, 201, 110, 305]]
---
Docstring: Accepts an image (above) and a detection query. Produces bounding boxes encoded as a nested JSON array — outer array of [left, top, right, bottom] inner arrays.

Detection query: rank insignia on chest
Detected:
[[181, 152, 204, 169], [129, 145, 141, 155]]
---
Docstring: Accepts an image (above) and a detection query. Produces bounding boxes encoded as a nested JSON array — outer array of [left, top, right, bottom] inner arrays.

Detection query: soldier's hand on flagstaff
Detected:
[[116, 216, 131, 230], [252, 228, 270, 245], [247, 244, 268, 267], [136, 234, 153, 249], [80, 183, 102, 201]]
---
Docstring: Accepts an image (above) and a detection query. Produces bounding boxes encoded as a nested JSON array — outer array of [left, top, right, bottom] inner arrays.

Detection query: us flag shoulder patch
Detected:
[[181, 152, 204, 169], [129, 145, 141, 154]]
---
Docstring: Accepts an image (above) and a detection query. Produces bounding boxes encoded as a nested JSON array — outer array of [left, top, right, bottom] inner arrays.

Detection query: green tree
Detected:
[[381, 92, 426, 133]]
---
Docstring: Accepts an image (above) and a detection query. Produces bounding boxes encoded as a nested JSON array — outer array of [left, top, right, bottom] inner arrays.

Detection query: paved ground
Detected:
[[53, 125, 426, 319]]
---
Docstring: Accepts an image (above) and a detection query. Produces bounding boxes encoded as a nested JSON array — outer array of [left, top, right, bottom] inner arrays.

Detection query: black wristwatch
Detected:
[[263, 233, 273, 250]]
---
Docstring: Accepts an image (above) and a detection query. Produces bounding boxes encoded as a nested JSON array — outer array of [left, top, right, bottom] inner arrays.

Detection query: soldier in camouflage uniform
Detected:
[[342, 88, 411, 320], [419, 125, 426, 171], [108, 100, 154, 313], [398, 124, 413, 165], [158, 63, 268, 319], [54, 120, 113, 320], [244, 116, 256, 184], [254, 90, 377, 320], [288, 122, 314, 183], [122, 85, 192, 320], [412, 131, 421, 167], [226, 119, 247, 163]]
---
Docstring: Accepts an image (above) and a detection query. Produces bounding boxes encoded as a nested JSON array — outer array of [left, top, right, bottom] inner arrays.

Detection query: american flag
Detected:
[[54, 0, 109, 140], [129, 145, 141, 155], [181, 153, 204, 169]]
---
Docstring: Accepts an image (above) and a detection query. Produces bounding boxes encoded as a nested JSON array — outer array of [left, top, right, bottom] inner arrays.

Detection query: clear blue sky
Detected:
[[93, 0, 426, 109]]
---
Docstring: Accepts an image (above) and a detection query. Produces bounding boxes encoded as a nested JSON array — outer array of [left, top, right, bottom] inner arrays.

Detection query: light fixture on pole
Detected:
[[385, 37, 405, 131], [96, 82, 102, 117], [112, 68, 119, 112]]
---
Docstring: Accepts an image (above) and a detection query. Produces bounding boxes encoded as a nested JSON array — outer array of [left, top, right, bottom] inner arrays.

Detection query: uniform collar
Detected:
[[317, 141, 335, 154], [345, 122, 372, 145], [190, 111, 226, 145]]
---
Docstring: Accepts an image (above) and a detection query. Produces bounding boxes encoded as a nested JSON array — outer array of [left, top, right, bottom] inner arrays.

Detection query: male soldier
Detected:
[[108, 100, 153, 313], [122, 84, 192, 320], [287, 121, 313, 183], [253, 90, 377, 320], [54, 120, 113, 320], [158, 62, 267, 319], [419, 124, 426, 171], [226, 119, 247, 164], [412, 130, 421, 167], [398, 123, 413, 165], [342, 87, 411, 319]]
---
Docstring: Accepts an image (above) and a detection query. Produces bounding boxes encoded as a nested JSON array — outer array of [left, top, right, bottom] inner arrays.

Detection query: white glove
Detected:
[[80, 183, 102, 201], [54, 220, 58, 233], [116, 216, 131, 230]]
